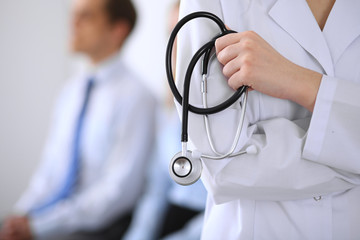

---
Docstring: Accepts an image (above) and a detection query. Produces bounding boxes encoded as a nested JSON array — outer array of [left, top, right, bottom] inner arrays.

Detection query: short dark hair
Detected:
[[104, 0, 137, 34]]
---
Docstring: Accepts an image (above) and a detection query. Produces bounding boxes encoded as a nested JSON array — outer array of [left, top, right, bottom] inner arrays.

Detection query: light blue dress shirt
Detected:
[[14, 53, 157, 239]]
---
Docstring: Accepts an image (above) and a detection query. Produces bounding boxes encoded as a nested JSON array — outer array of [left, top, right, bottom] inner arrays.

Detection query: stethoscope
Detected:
[[166, 11, 257, 186]]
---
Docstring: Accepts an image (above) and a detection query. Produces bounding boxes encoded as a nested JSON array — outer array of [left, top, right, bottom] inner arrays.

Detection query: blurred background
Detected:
[[0, 0, 174, 219]]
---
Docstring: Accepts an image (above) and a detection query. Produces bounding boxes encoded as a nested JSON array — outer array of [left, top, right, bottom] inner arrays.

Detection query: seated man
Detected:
[[0, 0, 156, 239]]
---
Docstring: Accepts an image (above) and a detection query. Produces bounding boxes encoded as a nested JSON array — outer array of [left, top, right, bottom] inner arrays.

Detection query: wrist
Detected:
[[290, 66, 322, 112]]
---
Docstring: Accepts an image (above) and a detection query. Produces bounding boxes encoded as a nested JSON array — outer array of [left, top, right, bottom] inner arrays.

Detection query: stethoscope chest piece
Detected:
[[169, 151, 202, 186]]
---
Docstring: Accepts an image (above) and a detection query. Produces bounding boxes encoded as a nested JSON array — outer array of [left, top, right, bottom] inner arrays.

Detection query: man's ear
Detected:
[[112, 20, 131, 48]]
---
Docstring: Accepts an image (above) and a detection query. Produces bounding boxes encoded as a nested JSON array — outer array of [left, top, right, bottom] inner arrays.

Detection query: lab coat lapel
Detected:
[[269, 0, 334, 76], [323, 0, 360, 65]]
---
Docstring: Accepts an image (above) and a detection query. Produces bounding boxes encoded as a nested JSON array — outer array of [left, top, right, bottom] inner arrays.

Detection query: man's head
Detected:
[[70, 0, 136, 63]]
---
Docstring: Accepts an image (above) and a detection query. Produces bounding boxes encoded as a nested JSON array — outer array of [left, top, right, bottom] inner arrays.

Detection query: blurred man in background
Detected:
[[0, 0, 156, 239]]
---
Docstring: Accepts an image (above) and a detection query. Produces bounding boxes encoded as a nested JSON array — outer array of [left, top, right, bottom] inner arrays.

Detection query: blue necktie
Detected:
[[31, 77, 95, 215]]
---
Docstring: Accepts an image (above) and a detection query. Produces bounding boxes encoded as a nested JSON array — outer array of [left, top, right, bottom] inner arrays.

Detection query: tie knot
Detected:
[[85, 77, 95, 95]]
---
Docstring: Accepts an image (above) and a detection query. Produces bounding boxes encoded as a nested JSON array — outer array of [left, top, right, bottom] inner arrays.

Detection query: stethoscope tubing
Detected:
[[165, 11, 248, 143]]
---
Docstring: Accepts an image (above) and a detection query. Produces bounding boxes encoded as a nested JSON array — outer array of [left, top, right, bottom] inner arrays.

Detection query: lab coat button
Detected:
[[313, 196, 322, 201]]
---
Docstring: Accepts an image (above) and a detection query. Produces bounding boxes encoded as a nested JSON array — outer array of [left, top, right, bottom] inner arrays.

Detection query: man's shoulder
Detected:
[[113, 62, 155, 98]]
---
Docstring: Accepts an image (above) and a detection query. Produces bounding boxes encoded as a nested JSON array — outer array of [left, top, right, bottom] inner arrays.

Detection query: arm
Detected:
[[303, 75, 360, 173], [177, 0, 360, 203], [15, 84, 74, 215], [123, 111, 173, 240], [122, 164, 171, 240], [215, 31, 322, 112]]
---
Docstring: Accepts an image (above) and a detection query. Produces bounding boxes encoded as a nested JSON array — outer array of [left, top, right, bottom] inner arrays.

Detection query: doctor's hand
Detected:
[[215, 31, 322, 112]]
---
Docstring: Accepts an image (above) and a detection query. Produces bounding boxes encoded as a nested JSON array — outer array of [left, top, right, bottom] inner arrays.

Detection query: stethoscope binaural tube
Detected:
[[165, 11, 248, 143], [166, 11, 248, 185]]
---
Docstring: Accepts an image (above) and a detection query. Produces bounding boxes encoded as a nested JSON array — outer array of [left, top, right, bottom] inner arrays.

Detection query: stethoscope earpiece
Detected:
[[169, 151, 202, 186]]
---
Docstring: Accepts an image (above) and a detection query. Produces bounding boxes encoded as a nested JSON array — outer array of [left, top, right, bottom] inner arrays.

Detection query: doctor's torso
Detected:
[[177, 0, 360, 239]]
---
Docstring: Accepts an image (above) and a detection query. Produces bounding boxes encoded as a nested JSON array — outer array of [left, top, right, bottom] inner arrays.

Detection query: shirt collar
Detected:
[[82, 50, 124, 83]]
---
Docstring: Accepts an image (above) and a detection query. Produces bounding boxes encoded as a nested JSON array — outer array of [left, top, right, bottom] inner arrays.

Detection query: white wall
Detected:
[[0, 0, 174, 219]]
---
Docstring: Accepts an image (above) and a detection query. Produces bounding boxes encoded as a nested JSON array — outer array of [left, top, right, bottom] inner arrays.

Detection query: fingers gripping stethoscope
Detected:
[[166, 11, 258, 186]]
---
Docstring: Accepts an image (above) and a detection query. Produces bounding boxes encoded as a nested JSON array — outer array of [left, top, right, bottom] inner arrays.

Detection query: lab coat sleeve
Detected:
[[176, 0, 360, 204], [29, 91, 157, 239], [303, 75, 360, 172]]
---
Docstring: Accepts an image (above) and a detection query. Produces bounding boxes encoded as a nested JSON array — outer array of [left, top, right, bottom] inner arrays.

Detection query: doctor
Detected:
[[176, 0, 360, 239]]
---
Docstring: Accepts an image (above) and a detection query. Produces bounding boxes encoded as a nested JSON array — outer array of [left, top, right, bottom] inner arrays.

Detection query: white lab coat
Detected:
[[176, 0, 360, 239]]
